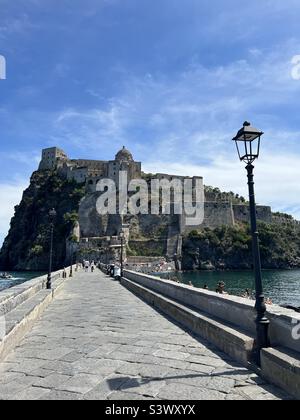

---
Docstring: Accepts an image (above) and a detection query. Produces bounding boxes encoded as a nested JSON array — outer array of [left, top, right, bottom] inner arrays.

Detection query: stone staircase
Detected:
[[166, 224, 181, 258], [121, 270, 255, 366], [0, 268, 73, 363], [261, 347, 300, 399], [121, 270, 300, 399]]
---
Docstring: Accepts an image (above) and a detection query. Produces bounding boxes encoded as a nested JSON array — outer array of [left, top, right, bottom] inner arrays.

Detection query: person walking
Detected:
[[114, 265, 121, 281], [84, 260, 89, 273]]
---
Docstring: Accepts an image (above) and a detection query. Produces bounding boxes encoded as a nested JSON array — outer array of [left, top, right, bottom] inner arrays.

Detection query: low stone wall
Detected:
[[0, 270, 61, 316], [127, 256, 166, 264], [123, 270, 300, 355], [0, 266, 76, 362]]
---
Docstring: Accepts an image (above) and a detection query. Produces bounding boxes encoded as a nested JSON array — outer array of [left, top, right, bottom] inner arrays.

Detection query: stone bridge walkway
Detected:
[[0, 270, 290, 400]]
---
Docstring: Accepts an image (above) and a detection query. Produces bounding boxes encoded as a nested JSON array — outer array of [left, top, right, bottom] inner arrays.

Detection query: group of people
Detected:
[[105, 264, 122, 281], [0, 272, 12, 279], [89, 261, 274, 305], [215, 283, 273, 304], [82, 260, 96, 273], [186, 280, 273, 305], [215, 281, 229, 295]]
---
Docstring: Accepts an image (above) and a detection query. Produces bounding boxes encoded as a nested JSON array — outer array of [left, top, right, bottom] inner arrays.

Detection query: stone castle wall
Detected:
[[233, 204, 272, 224], [203, 202, 235, 228], [38, 146, 288, 260], [38, 147, 68, 171], [39, 147, 142, 190]]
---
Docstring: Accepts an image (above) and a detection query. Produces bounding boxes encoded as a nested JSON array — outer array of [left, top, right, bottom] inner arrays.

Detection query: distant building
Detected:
[[38, 147, 68, 170], [38, 146, 142, 191], [38, 146, 273, 258]]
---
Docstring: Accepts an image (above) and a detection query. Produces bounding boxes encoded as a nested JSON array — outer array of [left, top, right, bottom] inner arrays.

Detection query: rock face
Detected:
[[0, 171, 85, 271], [182, 224, 300, 271], [1, 163, 300, 271]]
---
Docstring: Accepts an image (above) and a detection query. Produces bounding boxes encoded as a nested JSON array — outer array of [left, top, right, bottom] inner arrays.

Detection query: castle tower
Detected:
[[39, 147, 68, 171], [108, 146, 141, 187], [115, 146, 134, 162]]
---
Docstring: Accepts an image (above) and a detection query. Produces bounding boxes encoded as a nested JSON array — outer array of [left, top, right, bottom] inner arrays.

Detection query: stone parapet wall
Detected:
[[123, 270, 300, 355]]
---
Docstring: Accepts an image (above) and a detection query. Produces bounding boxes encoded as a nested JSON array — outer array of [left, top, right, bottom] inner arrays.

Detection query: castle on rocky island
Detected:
[[39, 146, 142, 190], [37, 146, 277, 261]]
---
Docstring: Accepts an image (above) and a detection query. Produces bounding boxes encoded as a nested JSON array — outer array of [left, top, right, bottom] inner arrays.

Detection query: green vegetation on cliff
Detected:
[[127, 240, 166, 257], [182, 222, 300, 270], [1, 167, 299, 272], [0, 171, 85, 271]]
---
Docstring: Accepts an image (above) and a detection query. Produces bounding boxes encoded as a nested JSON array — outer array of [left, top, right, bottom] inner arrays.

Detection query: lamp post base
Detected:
[[254, 295, 270, 365], [252, 317, 270, 365]]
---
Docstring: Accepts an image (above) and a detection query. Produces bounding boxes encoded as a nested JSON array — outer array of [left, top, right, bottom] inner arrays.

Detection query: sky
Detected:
[[0, 0, 300, 246]]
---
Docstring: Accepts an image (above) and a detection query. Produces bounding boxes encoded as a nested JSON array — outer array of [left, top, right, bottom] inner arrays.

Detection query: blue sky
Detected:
[[1, 0, 300, 245]]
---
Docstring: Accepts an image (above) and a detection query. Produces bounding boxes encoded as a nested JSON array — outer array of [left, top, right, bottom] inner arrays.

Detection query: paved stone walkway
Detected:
[[0, 270, 291, 400]]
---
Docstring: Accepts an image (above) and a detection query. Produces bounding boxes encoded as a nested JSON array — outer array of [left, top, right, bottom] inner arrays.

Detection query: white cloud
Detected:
[[1, 33, 299, 246], [53, 103, 134, 153], [39, 40, 300, 224], [144, 152, 300, 222], [64, 38, 300, 156], [0, 151, 40, 166], [0, 14, 38, 40]]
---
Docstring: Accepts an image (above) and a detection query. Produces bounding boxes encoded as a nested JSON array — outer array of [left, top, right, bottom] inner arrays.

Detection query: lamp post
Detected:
[[47, 208, 57, 290], [233, 121, 269, 364], [120, 230, 125, 278], [106, 245, 109, 265], [69, 241, 74, 277], [197, 247, 201, 270]]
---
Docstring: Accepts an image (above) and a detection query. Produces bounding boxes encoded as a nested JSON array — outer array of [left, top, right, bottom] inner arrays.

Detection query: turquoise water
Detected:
[[0, 272, 46, 292], [159, 270, 300, 307], [2, 270, 300, 308]]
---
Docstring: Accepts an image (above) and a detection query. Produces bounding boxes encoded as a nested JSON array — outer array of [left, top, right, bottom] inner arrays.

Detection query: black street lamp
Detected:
[[47, 208, 57, 290], [69, 241, 74, 277], [197, 247, 201, 270], [120, 230, 125, 278], [233, 121, 269, 364]]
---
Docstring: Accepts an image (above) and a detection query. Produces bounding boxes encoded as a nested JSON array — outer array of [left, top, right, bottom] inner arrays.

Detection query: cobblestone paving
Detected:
[[0, 271, 291, 400]]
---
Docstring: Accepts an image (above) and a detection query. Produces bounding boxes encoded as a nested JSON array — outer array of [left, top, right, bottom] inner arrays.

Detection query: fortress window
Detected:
[[88, 180, 94, 185]]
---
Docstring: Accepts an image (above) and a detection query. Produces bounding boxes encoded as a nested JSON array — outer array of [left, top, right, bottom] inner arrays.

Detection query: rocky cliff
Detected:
[[0, 171, 85, 271], [182, 222, 300, 271], [1, 169, 299, 272]]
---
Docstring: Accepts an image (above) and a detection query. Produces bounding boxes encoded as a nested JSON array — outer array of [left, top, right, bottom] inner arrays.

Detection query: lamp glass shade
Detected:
[[233, 122, 263, 164]]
